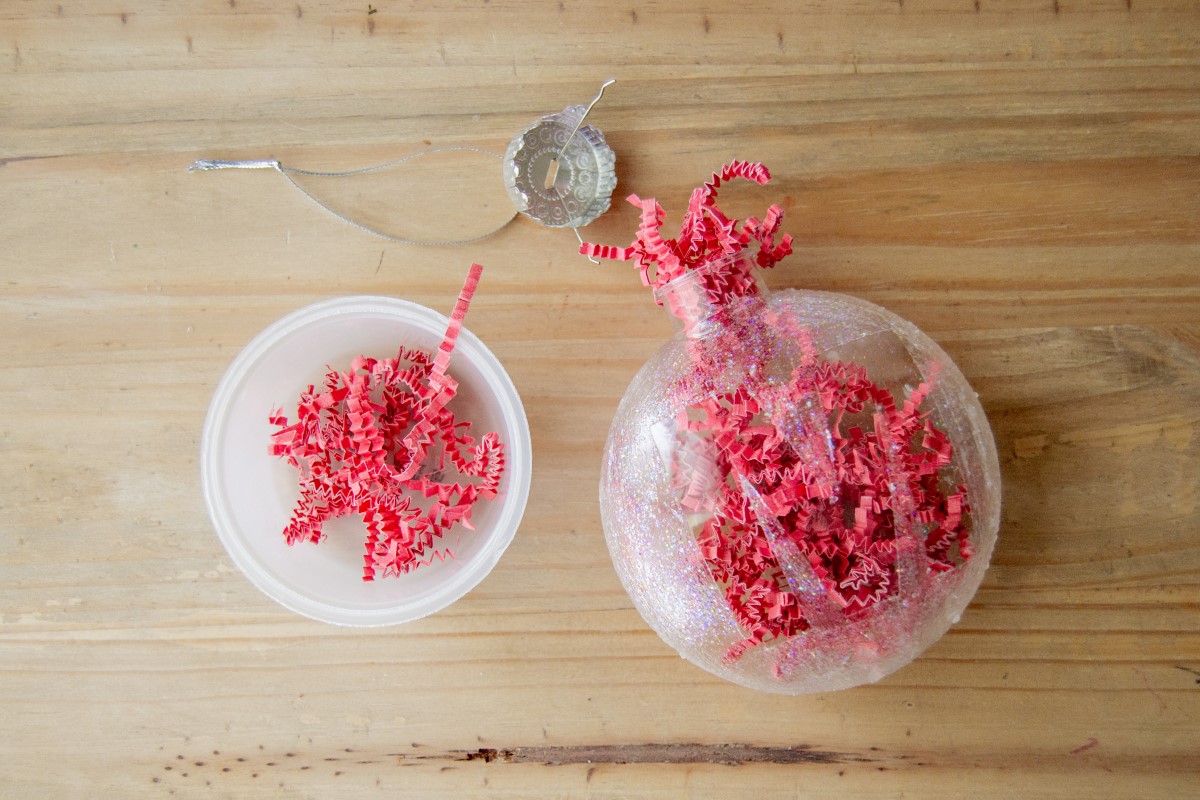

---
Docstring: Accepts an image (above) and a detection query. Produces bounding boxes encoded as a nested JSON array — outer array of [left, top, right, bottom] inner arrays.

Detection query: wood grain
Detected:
[[2, 1, 1199, 797]]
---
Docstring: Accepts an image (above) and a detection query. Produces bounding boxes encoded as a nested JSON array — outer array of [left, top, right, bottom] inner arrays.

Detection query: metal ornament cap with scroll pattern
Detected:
[[503, 100, 617, 230]]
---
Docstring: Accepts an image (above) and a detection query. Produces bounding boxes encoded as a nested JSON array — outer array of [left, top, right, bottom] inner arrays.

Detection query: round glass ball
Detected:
[[600, 272, 1001, 694]]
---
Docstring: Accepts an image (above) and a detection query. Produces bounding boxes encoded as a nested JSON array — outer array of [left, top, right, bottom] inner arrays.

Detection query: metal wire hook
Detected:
[[543, 77, 617, 191]]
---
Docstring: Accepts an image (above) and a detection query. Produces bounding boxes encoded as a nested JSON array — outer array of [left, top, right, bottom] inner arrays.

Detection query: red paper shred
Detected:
[[269, 264, 505, 581], [582, 161, 795, 302], [585, 164, 972, 661]]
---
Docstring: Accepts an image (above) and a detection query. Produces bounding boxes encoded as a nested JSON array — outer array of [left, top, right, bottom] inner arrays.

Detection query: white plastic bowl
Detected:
[[201, 295, 531, 625]]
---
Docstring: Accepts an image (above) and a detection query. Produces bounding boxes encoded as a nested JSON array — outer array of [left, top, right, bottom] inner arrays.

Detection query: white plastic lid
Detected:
[[201, 295, 531, 626]]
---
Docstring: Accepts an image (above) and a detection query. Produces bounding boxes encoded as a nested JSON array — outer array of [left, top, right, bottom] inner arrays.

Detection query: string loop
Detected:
[[188, 147, 518, 246]]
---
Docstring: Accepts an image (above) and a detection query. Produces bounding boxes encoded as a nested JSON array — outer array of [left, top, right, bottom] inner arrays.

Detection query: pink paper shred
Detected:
[[584, 164, 972, 660], [269, 264, 505, 581]]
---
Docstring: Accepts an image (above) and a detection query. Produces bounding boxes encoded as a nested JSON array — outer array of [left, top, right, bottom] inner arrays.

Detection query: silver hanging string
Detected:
[[188, 146, 518, 246]]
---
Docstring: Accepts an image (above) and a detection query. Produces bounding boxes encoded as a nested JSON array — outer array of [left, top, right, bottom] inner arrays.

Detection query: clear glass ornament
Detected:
[[591, 164, 1001, 694]]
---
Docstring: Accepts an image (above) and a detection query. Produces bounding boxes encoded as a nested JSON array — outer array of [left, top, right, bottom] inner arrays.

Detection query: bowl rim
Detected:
[[200, 294, 532, 626]]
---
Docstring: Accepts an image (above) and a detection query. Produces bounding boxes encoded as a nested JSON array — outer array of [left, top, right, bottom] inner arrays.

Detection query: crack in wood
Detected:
[[449, 743, 874, 766], [1175, 665, 1200, 684], [159, 741, 905, 782], [0, 155, 60, 168]]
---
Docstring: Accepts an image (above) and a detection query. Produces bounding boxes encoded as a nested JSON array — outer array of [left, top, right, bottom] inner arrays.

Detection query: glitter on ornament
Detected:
[[583, 163, 1001, 693]]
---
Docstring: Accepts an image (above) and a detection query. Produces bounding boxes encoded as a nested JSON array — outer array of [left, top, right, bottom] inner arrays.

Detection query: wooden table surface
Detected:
[[3, 2, 1199, 798]]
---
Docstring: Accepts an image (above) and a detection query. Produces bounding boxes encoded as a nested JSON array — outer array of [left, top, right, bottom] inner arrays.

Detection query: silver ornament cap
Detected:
[[502, 84, 617, 230]]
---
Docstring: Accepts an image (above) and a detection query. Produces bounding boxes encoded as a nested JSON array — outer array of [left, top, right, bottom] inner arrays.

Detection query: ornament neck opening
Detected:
[[653, 251, 766, 338], [579, 160, 795, 333]]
